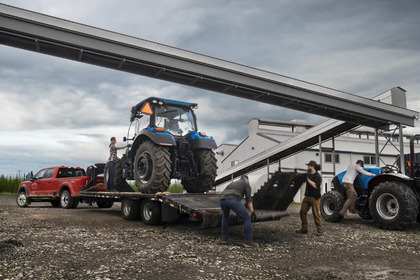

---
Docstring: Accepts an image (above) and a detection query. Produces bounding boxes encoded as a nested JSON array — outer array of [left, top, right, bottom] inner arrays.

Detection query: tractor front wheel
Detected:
[[369, 182, 419, 230], [320, 191, 344, 222], [134, 140, 171, 193]]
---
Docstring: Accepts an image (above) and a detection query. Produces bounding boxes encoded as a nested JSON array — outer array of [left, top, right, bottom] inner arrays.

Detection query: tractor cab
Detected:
[[130, 97, 198, 138]]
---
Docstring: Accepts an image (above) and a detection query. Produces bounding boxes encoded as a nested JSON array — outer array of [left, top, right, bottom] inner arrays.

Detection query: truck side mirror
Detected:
[[26, 172, 34, 181]]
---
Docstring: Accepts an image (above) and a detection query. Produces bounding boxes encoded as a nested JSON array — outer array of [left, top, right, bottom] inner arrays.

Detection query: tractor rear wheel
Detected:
[[369, 182, 419, 230], [182, 150, 217, 193], [134, 140, 171, 193], [320, 191, 344, 222]]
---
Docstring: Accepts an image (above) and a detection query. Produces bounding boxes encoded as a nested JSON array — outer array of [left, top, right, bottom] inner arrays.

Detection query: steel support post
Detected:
[[375, 128, 380, 167], [332, 136, 336, 175], [399, 124, 405, 174], [319, 135, 322, 169]]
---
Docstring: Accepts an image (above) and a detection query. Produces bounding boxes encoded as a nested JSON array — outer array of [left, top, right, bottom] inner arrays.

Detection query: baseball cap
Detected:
[[356, 160, 364, 167], [306, 160, 318, 166]]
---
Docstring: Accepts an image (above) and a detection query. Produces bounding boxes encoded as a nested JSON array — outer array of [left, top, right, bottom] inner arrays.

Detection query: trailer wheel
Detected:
[[60, 189, 75, 209], [182, 150, 217, 193], [97, 201, 114, 208], [16, 191, 30, 208], [134, 140, 171, 193], [140, 199, 161, 225], [51, 200, 60, 207], [121, 198, 140, 220], [320, 191, 344, 222], [369, 182, 419, 230]]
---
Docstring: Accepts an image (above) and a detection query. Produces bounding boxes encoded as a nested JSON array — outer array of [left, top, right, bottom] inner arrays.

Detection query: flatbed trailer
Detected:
[[78, 190, 289, 228]]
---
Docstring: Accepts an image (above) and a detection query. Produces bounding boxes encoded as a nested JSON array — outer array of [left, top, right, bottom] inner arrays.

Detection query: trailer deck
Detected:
[[79, 191, 289, 228]]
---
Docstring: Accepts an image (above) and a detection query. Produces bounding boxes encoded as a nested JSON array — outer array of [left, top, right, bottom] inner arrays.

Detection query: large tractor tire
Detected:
[[182, 149, 217, 193], [134, 140, 171, 193], [320, 191, 345, 222], [104, 161, 124, 191], [369, 182, 419, 230]]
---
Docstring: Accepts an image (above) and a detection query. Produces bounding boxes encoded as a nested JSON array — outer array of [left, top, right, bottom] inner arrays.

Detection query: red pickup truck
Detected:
[[16, 165, 105, 209]]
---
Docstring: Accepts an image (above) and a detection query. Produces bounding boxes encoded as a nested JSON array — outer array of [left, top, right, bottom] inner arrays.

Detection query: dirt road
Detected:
[[1, 195, 419, 280]]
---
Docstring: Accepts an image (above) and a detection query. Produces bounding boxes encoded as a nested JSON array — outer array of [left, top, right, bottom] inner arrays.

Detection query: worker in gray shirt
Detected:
[[219, 175, 258, 248], [339, 160, 376, 217]]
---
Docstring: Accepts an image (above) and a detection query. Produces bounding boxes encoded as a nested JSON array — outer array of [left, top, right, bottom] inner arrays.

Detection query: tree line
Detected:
[[0, 175, 22, 193]]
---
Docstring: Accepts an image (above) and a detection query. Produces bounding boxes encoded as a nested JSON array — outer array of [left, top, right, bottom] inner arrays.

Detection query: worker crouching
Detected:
[[219, 175, 259, 248]]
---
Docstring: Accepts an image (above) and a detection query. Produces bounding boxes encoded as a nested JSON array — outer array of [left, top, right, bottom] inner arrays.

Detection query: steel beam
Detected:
[[0, 4, 418, 128]]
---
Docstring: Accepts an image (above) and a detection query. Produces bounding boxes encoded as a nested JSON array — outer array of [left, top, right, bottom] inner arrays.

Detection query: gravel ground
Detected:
[[1, 195, 420, 280]]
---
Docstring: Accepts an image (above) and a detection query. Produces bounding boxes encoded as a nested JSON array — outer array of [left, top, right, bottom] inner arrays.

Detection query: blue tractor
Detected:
[[108, 97, 217, 194], [320, 156, 420, 230]]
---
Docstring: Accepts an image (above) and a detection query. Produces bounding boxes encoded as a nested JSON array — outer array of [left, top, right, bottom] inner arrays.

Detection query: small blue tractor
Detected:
[[106, 97, 217, 194], [321, 136, 420, 230]]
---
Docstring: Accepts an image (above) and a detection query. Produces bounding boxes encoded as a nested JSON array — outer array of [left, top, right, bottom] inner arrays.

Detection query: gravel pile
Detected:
[[1, 195, 419, 280]]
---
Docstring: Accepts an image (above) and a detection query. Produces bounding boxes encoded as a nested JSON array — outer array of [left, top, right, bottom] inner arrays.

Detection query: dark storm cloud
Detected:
[[0, 0, 419, 175]]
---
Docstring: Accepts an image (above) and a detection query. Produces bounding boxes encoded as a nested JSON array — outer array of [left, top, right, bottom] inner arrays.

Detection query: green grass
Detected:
[[167, 183, 184, 193], [0, 175, 22, 194]]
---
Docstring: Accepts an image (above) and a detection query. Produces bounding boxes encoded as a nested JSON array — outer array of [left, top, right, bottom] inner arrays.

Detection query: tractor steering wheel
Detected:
[[381, 164, 401, 174]]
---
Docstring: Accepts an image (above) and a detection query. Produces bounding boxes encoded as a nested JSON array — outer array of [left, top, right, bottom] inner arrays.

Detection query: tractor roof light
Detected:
[[199, 132, 207, 136], [155, 127, 165, 132]]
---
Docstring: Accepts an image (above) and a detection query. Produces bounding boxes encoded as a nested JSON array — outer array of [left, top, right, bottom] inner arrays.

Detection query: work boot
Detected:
[[295, 229, 308, 234], [217, 237, 229, 245], [243, 241, 259, 248]]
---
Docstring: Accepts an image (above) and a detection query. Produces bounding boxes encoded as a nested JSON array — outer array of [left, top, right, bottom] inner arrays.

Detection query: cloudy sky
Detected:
[[1, 0, 420, 176]]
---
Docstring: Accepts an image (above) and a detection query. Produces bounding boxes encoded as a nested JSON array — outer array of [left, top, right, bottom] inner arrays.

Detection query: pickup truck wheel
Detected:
[[72, 198, 80, 209], [121, 198, 140, 220], [134, 140, 171, 193], [140, 199, 161, 225], [320, 191, 344, 222], [51, 200, 60, 207], [60, 190, 75, 209], [16, 192, 29, 208], [182, 150, 217, 193], [369, 182, 419, 230], [97, 201, 114, 208]]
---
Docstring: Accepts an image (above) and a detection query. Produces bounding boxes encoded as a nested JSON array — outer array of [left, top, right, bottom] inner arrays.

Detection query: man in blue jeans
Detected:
[[219, 175, 258, 248]]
